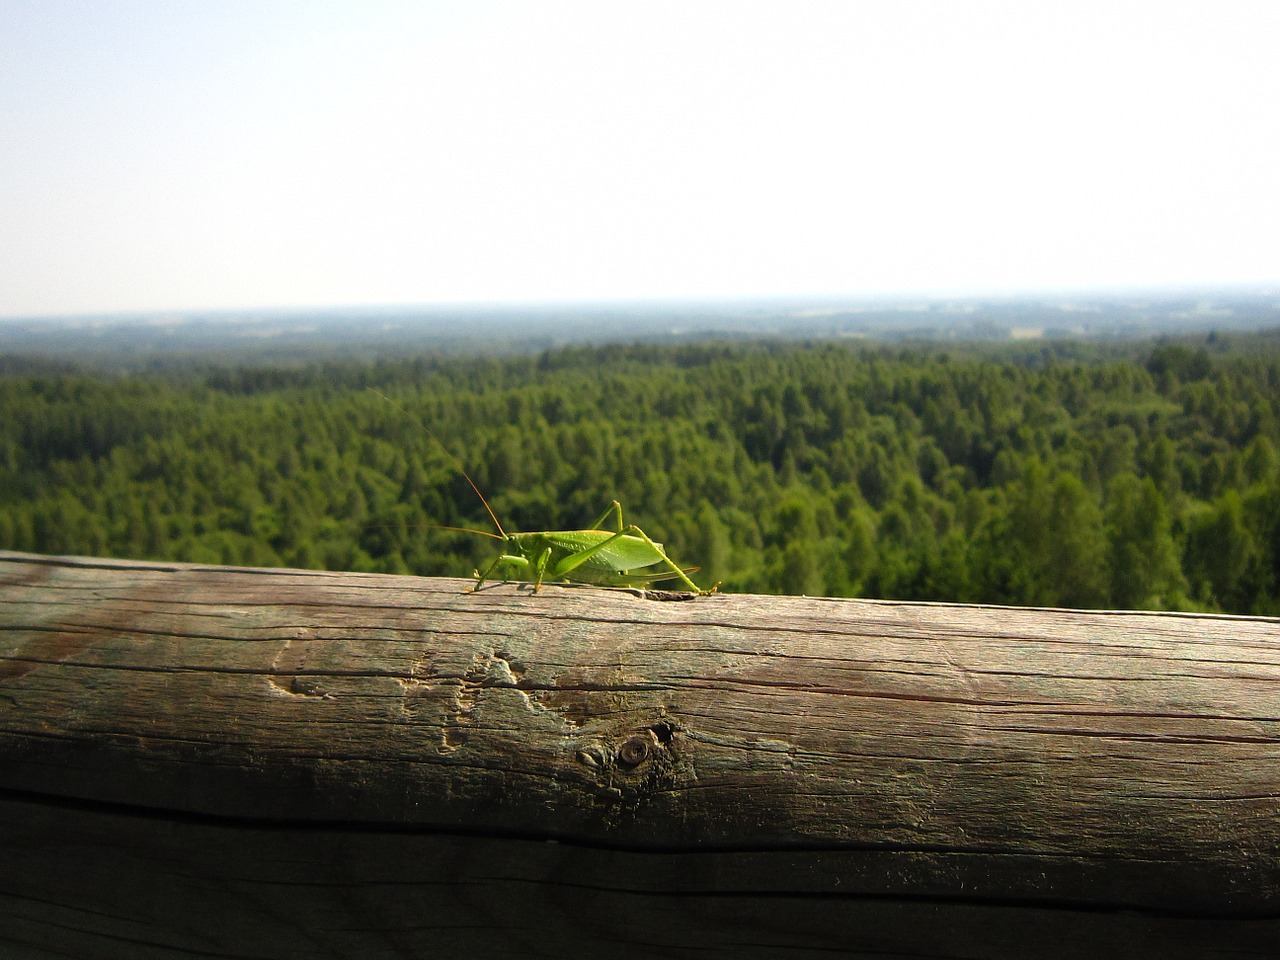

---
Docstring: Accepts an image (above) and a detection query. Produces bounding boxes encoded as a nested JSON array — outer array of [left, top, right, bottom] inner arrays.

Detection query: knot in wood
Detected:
[[574, 742, 612, 769], [616, 735, 651, 768]]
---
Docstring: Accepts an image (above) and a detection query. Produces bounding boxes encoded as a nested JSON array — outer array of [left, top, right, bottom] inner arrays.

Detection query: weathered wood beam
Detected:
[[1, 549, 1278, 959]]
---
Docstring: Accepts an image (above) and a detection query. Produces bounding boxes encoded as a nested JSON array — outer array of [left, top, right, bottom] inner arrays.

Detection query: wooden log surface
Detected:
[[1, 548, 1278, 959]]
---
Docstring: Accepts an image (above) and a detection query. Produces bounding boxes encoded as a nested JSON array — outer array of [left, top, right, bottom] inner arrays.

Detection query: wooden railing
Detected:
[[1, 549, 1278, 959]]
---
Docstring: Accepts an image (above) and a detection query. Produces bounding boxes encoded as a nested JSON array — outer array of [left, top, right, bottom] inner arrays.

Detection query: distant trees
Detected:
[[2, 332, 1280, 612]]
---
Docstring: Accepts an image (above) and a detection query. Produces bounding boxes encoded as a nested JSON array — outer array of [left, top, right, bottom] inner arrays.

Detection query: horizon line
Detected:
[[5, 281, 1280, 325]]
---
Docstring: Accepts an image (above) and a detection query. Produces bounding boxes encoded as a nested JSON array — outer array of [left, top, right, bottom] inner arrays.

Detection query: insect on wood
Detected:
[[376, 391, 718, 596]]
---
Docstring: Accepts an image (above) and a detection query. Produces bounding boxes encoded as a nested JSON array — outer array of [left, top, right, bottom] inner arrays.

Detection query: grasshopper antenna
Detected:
[[372, 390, 507, 539], [434, 524, 503, 541]]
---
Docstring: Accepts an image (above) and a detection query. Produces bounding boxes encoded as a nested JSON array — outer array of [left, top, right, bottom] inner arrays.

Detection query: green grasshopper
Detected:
[[457, 497, 716, 595], [378, 392, 718, 596]]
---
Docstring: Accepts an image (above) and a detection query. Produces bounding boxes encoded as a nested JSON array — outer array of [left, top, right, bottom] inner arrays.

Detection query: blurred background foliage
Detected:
[[2, 335, 1278, 613]]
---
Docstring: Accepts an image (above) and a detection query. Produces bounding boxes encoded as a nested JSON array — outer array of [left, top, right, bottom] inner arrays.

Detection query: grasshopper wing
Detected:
[[552, 530, 666, 573]]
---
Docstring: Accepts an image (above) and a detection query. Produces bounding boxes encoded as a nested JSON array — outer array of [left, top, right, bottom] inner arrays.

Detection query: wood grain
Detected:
[[2, 549, 1278, 958]]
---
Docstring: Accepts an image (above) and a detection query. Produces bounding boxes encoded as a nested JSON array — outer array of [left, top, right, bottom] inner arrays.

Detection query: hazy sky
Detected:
[[2, 0, 1278, 318]]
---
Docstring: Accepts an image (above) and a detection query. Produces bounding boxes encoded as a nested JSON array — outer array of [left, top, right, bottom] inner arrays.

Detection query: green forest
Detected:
[[2, 334, 1279, 614]]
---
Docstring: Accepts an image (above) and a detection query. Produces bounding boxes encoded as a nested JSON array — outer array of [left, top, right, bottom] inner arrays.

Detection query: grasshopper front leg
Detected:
[[471, 553, 526, 592], [471, 544, 553, 592]]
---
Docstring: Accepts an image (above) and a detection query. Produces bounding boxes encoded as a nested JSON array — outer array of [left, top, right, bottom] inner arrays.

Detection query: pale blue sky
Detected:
[[2, 0, 1278, 318]]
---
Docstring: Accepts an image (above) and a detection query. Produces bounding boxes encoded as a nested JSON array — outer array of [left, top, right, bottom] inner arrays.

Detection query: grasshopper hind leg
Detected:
[[586, 500, 625, 533], [622, 524, 719, 596]]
